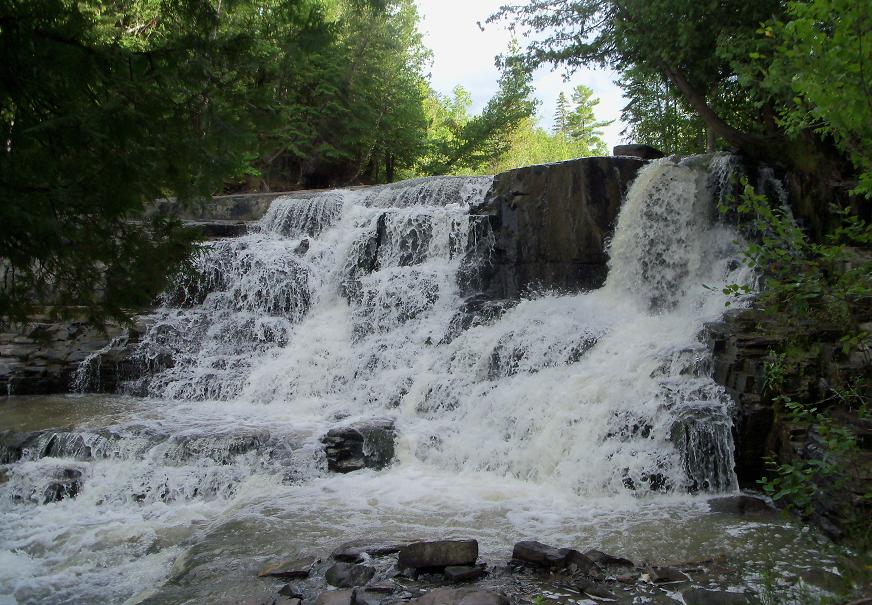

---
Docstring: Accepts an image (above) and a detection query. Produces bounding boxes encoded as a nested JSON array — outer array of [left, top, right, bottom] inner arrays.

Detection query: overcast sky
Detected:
[[415, 0, 628, 152]]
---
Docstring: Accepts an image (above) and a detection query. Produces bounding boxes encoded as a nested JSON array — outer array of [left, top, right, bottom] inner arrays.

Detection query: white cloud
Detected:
[[415, 0, 629, 151]]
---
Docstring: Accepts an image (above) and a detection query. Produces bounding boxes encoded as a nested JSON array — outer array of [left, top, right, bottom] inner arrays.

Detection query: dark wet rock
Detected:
[[326, 562, 376, 588], [708, 495, 775, 515], [314, 590, 355, 605], [257, 556, 319, 579], [278, 584, 303, 598], [322, 419, 396, 473], [444, 565, 487, 582], [42, 469, 82, 504], [583, 550, 635, 568], [646, 566, 689, 584], [407, 587, 509, 605], [294, 239, 311, 255], [682, 588, 750, 605], [441, 297, 514, 344], [398, 539, 478, 570], [0, 431, 40, 463], [613, 144, 665, 160], [353, 590, 383, 605], [576, 579, 618, 601], [471, 157, 645, 298], [566, 550, 598, 574], [511, 541, 580, 569], [332, 539, 405, 562]]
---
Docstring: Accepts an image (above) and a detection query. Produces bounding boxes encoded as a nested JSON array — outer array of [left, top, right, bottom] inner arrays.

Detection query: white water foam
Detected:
[[1, 160, 776, 604]]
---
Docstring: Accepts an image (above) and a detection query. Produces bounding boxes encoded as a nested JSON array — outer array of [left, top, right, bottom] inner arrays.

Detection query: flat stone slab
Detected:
[[512, 541, 578, 568], [444, 565, 487, 582], [398, 539, 478, 569], [257, 556, 318, 579], [645, 566, 690, 584], [325, 562, 375, 588], [332, 539, 405, 562], [583, 549, 635, 568], [408, 587, 509, 605], [313, 590, 354, 605]]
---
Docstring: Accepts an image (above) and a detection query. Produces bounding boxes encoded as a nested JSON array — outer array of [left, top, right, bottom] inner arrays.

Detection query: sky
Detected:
[[415, 0, 629, 151]]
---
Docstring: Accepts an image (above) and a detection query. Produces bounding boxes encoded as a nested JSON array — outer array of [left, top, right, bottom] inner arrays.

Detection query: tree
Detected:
[[553, 91, 570, 134], [0, 0, 265, 327], [488, 0, 784, 152], [0, 0, 429, 327], [618, 66, 707, 156], [415, 45, 538, 175], [565, 84, 612, 154]]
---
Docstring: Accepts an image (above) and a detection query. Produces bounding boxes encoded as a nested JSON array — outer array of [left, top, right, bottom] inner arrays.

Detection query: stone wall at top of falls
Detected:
[[471, 157, 646, 298]]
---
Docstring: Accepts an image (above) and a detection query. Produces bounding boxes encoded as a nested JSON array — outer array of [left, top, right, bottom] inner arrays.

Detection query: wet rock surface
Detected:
[[398, 540, 479, 570], [332, 540, 406, 563], [470, 156, 645, 298], [322, 419, 396, 473], [325, 562, 376, 588], [243, 535, 852, 605], [258, 557, 319, 579]]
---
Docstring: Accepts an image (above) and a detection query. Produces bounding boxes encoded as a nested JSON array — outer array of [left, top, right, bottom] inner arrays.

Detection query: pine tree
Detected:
[[554, 92, 570, 134]]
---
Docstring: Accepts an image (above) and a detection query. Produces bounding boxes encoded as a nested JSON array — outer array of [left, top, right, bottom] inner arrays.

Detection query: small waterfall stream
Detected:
[[1, 158, 835, 605]]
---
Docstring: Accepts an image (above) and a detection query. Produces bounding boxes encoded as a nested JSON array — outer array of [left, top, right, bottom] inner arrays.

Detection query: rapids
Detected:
[[0, 158, 843, 604]]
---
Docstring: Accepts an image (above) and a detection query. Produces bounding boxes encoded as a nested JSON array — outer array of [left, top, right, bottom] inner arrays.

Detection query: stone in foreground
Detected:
[[257, 556, 318, 579], [332, 539, 405, 562], [408, 587, 509, 605], [322, 419, 396, 473], [512, 541, 579, 568], [444, 565, 487, 582], [583, 549, 635, 568], [646, 566, 689, 584], [398, 539, 478, 569], [325, 562, 375, 588], [313, 590, 354, 605]]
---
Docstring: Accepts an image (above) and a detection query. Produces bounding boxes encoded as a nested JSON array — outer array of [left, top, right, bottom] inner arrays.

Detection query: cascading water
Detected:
[[5, 158, 834, 605]]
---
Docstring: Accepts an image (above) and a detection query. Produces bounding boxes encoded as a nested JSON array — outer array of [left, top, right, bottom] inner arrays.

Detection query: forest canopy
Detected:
[[1, 0, 616, 326]]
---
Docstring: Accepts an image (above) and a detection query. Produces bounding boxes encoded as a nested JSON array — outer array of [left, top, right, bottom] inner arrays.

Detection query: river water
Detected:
[[0, 158, 847, 604]]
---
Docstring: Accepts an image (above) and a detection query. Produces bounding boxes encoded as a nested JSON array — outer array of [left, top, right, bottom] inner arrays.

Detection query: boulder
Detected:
[[407, 587, 509, 605], [325, 562, 376, 588], [398, 539, 478, 570], [512, 541, 570, 567], [583, 549, 635, 568], [708, 495, 776, 515], [645, 566, 689, 584], [277, 584, 303, 598], [332, 539, 405, 562], [257, 556, 319, 579], [682, 589, 749, 605], [612, 144, 665, 160], [313, 590, 354, 605], [576, 580, 618, 601], [322, 419, 396, 473], [471, 157, 645, 298], [444, 565, 487, 582]]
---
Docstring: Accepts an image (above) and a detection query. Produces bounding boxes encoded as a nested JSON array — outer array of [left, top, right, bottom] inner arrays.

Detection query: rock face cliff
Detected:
[[470, 157, 646, 298], [707, 308, 872, 541]]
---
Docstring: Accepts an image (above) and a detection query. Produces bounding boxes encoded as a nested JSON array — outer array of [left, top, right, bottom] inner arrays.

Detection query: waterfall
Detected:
[[72, 159, 751, 495], [1, 158, 765, 604]]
